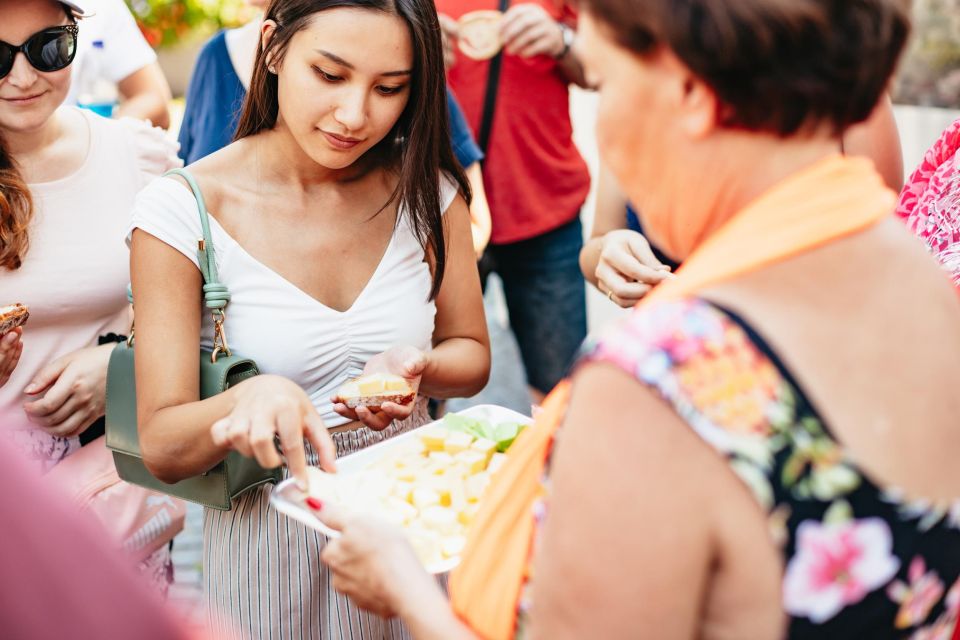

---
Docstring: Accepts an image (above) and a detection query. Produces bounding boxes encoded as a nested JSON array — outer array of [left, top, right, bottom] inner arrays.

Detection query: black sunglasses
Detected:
[[0, 24, 79, 80]]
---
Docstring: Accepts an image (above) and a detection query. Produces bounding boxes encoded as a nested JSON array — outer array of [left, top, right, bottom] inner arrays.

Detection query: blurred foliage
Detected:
[[893, 0, 960, 107], [124, 0, 258, 48]]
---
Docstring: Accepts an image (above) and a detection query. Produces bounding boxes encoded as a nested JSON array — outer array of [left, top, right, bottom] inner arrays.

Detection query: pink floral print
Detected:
[[784, 517, 900, 623]]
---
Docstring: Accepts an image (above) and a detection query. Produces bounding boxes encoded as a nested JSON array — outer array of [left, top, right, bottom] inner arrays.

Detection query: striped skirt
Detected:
[[203, 404, 429, 639]]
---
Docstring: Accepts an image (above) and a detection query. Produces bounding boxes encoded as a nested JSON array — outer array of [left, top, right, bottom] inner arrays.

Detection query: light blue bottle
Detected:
[[76, 40, 118, 118]]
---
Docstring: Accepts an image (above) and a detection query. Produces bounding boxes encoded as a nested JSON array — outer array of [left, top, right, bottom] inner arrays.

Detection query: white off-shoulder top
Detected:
[[127, 172, 459, 427]]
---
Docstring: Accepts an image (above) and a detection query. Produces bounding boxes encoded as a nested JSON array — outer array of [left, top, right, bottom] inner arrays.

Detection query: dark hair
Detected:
[[234, 0, 470, 299], [580, 0, 910, 136], [1, 3, 76, 271]]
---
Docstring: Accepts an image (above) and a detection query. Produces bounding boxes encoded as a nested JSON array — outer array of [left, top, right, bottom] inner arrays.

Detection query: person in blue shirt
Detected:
[[178, 11, 491, 254]]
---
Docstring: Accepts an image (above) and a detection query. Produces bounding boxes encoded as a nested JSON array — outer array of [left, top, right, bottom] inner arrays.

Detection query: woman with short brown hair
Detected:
[[312, 0, 960, 638]]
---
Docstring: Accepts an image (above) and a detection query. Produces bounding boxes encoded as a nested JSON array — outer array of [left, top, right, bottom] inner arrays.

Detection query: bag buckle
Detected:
[[211, 310, 231, 363]]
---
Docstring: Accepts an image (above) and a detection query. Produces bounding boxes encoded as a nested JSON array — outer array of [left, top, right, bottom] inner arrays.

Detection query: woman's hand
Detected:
[[500, 4, 565, 58], [22, 343, 114, 437], [596, 230, 675, 307], [210, 375, 337, 490], [333, 346, 428, 430], [0, 328, 23, 388], [318, 503, 431, 619]]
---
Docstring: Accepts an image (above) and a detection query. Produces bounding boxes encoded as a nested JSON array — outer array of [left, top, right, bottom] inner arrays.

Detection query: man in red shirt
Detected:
[[439, 0, 591, 398]]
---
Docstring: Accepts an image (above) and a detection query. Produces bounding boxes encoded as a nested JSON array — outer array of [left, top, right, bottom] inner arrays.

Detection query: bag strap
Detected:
[[476, 0, 509, 155], [163, 168, 231, 313]]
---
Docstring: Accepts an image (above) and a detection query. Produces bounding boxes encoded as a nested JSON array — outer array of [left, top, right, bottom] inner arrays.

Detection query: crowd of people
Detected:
[[2, 0, 960, 638]]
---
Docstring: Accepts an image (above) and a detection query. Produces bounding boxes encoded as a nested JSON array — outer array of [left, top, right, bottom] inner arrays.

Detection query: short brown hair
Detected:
[[580, 0, 910, 136]]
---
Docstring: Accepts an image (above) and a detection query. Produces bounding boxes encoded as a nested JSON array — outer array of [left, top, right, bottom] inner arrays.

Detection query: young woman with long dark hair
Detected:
[[128, 0, 489, 635]]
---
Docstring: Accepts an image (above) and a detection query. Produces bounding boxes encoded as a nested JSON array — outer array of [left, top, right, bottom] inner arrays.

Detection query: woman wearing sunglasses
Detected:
[[0, 0, 179, 590]]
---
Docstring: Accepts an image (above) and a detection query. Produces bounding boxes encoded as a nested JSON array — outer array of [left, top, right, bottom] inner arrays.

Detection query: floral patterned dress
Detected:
[[523, 298, 960, 639]]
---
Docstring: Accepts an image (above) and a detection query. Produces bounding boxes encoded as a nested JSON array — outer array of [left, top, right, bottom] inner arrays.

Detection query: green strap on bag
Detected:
[[105, 168, 281, 511]]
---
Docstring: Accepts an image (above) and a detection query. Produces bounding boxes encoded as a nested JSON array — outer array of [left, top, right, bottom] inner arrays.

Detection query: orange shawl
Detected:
[[448, 155, 896, 640]]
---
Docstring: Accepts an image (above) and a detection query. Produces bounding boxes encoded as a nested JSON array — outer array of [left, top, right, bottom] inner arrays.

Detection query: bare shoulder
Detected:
[[169, 138, 259, 215]]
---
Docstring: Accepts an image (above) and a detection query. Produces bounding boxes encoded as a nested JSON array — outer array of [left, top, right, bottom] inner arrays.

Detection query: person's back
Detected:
[[691, 215, 960, 637]]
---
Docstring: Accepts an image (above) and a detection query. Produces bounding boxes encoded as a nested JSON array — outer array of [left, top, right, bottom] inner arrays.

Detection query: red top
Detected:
[[440, 0, 591, 244]]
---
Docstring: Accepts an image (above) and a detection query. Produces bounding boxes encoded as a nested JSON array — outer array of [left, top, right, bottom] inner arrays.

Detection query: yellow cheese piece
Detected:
[[464, 472, 490, 502], [382, 496, 418, 524], [487, 452, 509, 475], [456, 450, 488, 475], [352, 373, 409, 395], [443, 431, 474, 454], [457, 503, 480, 526], [382, 375, 409, 391], [412, 487, 441, 509], [419, 427, 448, 452], [441, 535, 467, 558], [470, 437, 497, 457], [429, 451, 454, 466], [420, 506, 459, 535]]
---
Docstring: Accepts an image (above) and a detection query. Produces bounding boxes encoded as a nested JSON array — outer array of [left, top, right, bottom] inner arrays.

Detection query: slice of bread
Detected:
[[458, 10, 503, 61], [333, 373, 416, 409], [0, 303, 29, 335]]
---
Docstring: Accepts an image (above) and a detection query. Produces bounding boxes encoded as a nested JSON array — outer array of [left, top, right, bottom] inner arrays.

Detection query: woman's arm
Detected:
[[580, 166, 630, 288], [116, 63, 173, 129], [527, 363, 716, 639], [421, 194, 491, 398], [130, 229, 234, 482], [130, 230, 333, 485], [465, 163, 492, 258]]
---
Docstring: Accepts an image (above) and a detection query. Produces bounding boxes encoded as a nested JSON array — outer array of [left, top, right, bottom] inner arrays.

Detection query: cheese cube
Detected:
[[456, 451, 488, 475], [420, 506, 459, 535], [447, 483, 468, 512], [354, 373, 409, 395], [487, 453, 508, 475], [457, 503, 480, 526], [382, 497, 418, 524], [441, 535, 467, 558], [412, 488, 440, 509], [428, 451, 454, 467], [391, 480, 414, 502], [465, 472, 490, 502], [470, 437, 497, 458], [443, 431, 474, 454], [419, 427, 448, 452]]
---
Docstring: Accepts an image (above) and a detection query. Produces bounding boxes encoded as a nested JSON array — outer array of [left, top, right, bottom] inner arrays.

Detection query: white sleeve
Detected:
[[117, 117, 183, 190], [98, 0, 158, 82], [127, 177, 205, 271], [439, 171, 461, 214]]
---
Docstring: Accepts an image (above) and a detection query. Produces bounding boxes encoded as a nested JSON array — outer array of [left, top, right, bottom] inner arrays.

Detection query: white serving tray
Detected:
[[270, 404, 531, 573]]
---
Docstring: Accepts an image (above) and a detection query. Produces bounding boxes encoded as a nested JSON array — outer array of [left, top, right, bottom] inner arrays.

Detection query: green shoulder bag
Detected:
[[105, 168, 282, 510]]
